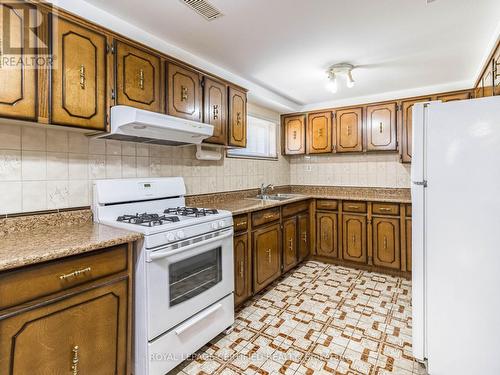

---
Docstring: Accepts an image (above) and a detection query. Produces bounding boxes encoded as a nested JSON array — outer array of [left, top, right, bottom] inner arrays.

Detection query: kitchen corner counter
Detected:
[[0, 210, 142, 272]]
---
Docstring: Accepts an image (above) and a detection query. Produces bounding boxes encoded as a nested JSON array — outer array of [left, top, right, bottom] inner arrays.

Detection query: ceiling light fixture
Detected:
[[326, 63, 355, 93]]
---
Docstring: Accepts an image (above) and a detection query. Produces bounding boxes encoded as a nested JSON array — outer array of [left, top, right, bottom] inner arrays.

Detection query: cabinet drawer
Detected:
[[252, 208, 280, 227], [316, 200, 338, 211], [343, 201, 367, 213], [372, 203, 400, 216], [233, 214, 248, 232], [282, 200, 309, 217], [406, 204, 412, 217], [0, 245, 128, 310]]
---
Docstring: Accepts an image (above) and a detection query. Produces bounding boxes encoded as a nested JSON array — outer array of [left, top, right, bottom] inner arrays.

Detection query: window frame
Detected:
[[226, 112, 279, 161]]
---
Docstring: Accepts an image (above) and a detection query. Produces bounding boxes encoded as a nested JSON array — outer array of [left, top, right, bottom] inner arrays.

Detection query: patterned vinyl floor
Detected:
[[170, 261, 426, 375]]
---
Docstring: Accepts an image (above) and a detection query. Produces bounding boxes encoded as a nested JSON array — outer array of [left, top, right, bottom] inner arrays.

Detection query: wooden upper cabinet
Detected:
[[342, 214, 367, 264], [167, 62, 201, 121], [307, 111, 333, 154], [51, 16, 108, 130], [335, 107, 363, 152], [115, 40, 162, 112], [372, 217, 401, 270], [436, 91, 471, 102], [365, 103, 397, 151], [0, 2, 37, 121], [282, 217, 298, 273], [228, 87, 247, 147], [482, 62, 494, 97], [298, 212, 310, 262], [0, 279, 128, 374], [316, 212, 338, 259], [494, 47, 500, 96], [203, 77, 227, 145], [253, 223, 281, 293], [283, 115, 306, 155], [401, 98, 431, 163], [234, 233, 251, 306]]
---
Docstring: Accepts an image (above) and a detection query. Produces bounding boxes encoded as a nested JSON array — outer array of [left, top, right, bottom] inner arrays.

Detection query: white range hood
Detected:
[[94, 106, 214, 145]]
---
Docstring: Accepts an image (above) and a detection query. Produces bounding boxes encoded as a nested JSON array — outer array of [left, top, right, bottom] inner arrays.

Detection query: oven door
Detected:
[[146, 228, 234, 340]]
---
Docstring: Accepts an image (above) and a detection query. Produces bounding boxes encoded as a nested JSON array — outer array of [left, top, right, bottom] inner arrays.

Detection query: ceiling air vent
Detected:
[[180, 0, 223, 21]]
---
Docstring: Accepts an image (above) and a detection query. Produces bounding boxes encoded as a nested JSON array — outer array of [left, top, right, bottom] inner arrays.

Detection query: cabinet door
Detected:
[[307, 111, 333, 153], [435, 91, 471, 102], [0, 2, 37, 120], [494, 48, 500, 96], [167, 62, 201, 121], [482, 62, 494, 97], [0, 279, 128, 374], [406, 218, 412, 272], [282, 217, 298, 273], [228, 87, 247, 147], [400, 98, 431, 163], [283, 115, 306, 154], [372, 217, 401, 270], [253, 224, 281, 293], [234, 233, 251, 306], [335, 108, 362, 152], [366, 103, 397, 151], [115, 40, 161, 112], [298, 212, 310, 262], [342, 214, 367, 264], [316, 212, 338, 258], [203, 77, 227, 145], [51, 16, 108, 130]]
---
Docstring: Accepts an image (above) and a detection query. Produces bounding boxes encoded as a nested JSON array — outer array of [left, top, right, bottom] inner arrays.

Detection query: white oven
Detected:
[[145, 227, 234, 340]]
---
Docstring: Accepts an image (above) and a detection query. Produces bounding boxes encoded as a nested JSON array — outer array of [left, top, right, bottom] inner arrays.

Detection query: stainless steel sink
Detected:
[[254, 193, 296, 201]]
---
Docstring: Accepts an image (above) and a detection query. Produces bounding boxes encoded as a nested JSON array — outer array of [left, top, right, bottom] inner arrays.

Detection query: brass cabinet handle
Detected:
[[236, 112, 242, 126], [59, 267, 91, 282], [323, 232, 328, 241], [71, 346, 79, 375], [79, 65, 86, 89], [266, 248, 272, 263], [318, 128, 323, 137], [181, 86, 188, 101], [213, 104, 219, 120], [302, 232, 307, 242], [293, 130, 297, 140], [347, 125, 351, 136], [239, 260, 244, 278], [288, 238, 293, 252], [383, 236, 388, 250], [379, 122, 383, 133], [352, 234, 356, 245], [139, 69, 144, 90]]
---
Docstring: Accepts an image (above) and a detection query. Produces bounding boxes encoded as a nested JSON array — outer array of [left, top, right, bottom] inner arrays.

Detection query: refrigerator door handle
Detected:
[[413, 180, 428, 187]]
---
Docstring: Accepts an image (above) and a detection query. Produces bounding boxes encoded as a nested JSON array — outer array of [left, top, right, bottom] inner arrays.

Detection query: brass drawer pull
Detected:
[[235, 221, 247, 228], [379, 207, 392, 212], [347, 205, 360, 209], [263, 214, 276, 220], [79, 65, 86, 89], [71, 345, 79, 375], [181, 86, 188, 101], [59, 267, 91, 281], [139, 69, 144, 90]]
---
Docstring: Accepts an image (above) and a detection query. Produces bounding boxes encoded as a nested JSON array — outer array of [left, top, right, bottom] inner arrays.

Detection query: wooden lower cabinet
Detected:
[[0, 278, 129, 374], [234, 233, 251, 306], [298, 212, 310, 262], [372, 217, 401, 270], [253, 223, 281, 293], [406, 218, 412, 271], [316, 212, 338, 258], [342, 214, 367, 264], [282, 217, 298, 272]]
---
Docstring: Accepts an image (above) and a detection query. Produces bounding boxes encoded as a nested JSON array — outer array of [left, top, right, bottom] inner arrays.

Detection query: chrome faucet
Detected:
[[260, 183, 275, 197]]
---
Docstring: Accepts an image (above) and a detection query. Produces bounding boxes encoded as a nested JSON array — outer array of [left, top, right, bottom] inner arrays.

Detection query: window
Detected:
[[228, 115, 278, 160]]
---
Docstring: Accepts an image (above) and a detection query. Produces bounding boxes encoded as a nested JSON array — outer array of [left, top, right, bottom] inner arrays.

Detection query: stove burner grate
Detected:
[[164, 207, 219, 217], [117, 213, 180, 227]]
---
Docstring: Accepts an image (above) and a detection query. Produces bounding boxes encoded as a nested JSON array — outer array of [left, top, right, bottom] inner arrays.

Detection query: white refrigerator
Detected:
[[411, 96, 500, 375]]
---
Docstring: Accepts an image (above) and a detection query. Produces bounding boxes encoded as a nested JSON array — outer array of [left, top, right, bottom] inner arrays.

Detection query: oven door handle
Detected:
[[147, 230, 233, 262], [174, 302, 223, 336]]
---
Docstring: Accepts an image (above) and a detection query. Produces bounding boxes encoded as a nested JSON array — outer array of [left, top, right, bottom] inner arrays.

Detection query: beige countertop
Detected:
[[0, 211, 142, 272]]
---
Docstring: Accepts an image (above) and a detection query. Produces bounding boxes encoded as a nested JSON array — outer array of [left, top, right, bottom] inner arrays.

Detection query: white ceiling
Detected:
[[82, 0, 500, 111]]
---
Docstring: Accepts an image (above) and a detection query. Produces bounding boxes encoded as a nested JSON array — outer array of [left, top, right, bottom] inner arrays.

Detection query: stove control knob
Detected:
[[218, 220, 225, 228], [166, 233, 176, 242], [176, 230, 185, 240], [211, 222, 218, 230]]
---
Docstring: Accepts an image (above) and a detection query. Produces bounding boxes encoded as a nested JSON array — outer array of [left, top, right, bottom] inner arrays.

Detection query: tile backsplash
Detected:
[[0, 123, 290, 215], [289, 153, 411, 188]]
